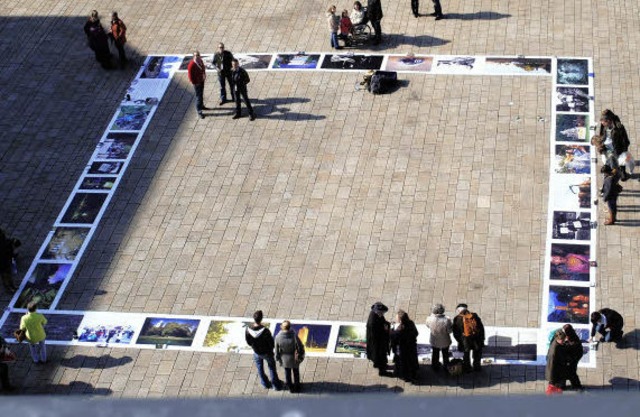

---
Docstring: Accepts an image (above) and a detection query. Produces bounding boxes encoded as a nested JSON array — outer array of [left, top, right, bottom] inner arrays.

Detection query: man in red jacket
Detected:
[[109, 12, 127, 69], [187, 51, 207, 119]]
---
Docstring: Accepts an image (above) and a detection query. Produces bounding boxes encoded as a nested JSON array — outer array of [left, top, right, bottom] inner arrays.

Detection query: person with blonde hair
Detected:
[[275, 320, 305, 393], [327, 5, 340, 49]]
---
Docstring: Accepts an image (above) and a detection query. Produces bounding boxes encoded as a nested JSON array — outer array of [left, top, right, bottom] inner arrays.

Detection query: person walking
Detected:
[[231, 58, 256, 121], [187, 51, 207, 119], [367, 0, 384, 45], [109, 12, 127, 69], [601, 165, 621, 225], [452, 303, 485, 372], [0, 229, 19, 294], [590, 308, 624, 342], [275, 320, 306, 393], [390, 309, 419, 383], [562, 324, 585, 391], [366, 302, 391, 376], [426, 303, 452, 373], [213, 43, 235, 105], [20, 303, 47, 364], [83, 10, 112, 69], [245, 310, 282, 390], [429, 0, 444, 20]]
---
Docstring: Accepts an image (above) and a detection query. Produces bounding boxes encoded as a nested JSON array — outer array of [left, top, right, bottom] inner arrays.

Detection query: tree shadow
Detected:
[[443, 11, 512, 21], [301, 381, 404, 394], [377, 34, 449, 49], [59, 354, 133, 369]]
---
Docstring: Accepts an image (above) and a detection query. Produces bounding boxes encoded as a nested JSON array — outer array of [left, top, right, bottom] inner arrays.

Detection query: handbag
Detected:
[[1, 347, 17, 363], [14, 328, 27, 343], [294, 337, 305, 364]]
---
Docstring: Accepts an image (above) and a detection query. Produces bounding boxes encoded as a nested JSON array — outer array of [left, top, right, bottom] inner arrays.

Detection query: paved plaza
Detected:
[[1, 0, 640, 396]]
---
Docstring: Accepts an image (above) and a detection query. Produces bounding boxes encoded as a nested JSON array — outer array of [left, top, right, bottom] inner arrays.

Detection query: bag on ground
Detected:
[[369, 70, 398, 94]]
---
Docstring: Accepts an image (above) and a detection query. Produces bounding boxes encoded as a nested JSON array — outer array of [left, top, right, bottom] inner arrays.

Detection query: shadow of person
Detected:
[[609, 377, 640, 390], [443, 11, 512, 20], [615, 329, 640, 350], [59, 354, 133, 369], [300, 381, 404, 394], [20, 380, 112, 395], [249, 97, 326, 121], [376, 34, 449, 49]]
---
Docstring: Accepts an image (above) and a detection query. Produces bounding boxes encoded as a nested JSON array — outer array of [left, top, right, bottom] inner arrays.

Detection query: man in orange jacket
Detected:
[[109, 12, 127, 69]]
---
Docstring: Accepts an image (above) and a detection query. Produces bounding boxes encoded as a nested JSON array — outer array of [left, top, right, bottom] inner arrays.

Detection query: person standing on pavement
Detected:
[[275, 320, 305, 393], [367, 0, 384, 45], [429, 0, 444, 20], [411, 0, 420, 18], [390, 309, 419, 383], [426, 303, 453, 373], [327, 5, 341, 50], [598, 109, 631, 181], [245, 310, 282, 390], [213, 43, 235, 105], [84, 10, 112, 69], [562, 324, 585, 391], [366, 302, 391, 376], [20, 303, 48, 364], [601, 165, 621, 225], [109, 12, 127, 69], [545, 329, 568, 394], [231, 58, 256, 121], [0, 335, 16, 392], [187, 51, 207, 119], [452, 303, 485, 372]]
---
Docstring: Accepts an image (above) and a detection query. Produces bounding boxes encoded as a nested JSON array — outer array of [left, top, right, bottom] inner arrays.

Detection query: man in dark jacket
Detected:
[[367, 0, 383, 45], [601, 165, 621, 225], [245, 310, 282, 390], [231, 59, 255, 121], [213, 43, 235, 105], [452, 303, 485, 372], [366, 302, 391, 376], [591, 308, 624, 342], [598, 109, 631, 181]]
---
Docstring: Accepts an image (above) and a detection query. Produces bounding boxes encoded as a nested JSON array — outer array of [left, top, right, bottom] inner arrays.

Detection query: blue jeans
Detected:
[[253, 353, 281, 389], [331, 32, 339, 49], [594, 323, 622, 342], [193, 83, 204, 113], [29, 340, 46, 363]]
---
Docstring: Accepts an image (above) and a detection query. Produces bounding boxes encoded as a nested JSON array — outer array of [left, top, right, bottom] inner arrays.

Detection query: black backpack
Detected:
[[368, 71, 397, 95]]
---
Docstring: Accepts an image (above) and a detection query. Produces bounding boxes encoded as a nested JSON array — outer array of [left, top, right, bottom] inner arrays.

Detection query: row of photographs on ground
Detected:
[[0, 310, 595, 367], [167, 53, 590, 83], [540, 58, 597, 344], [6, 57, 180, 312]]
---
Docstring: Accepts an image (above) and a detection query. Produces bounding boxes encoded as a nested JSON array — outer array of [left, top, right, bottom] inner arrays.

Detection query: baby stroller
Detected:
[[342, 8, 372, 47]]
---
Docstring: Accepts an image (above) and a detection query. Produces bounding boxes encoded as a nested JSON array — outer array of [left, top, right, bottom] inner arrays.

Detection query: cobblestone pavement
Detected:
[[1, 0, 640, 396]]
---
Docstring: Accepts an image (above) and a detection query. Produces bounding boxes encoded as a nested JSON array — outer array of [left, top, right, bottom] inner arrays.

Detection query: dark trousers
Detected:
[[431, 347, 450, 367], [1, 270, 14, 291], [193, 83, 204, 113], [115, 43, 127, 66], [284, 367, 301, 391], [433, 0, 443, 16], [0, 362, 11, 390], [371, 20, 382, 43], [218, 70, 234, 102], [463, 347, 482, 370], [411, 0, 419, 16], [606, 198, 618, 220], [235, 86, 254, 116]]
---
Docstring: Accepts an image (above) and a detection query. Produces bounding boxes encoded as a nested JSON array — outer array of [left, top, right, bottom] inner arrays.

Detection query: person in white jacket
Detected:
[[426, 304, 453, 372]]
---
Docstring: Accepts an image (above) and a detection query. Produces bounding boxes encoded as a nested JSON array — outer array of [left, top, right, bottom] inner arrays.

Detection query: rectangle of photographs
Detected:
[[14, 263, 74, 309], [272, 54, 321, 70], [1, 312, 84, 342], [78, 176, 117, 191], [334, 324, 366, 356], [77, 313, 144, 346], [555, 114, 590, 143], [552, 211, 591, 241], [88, 161, 124, 175], [40, 227, 91, 261], [384, 54, 433, 72], [136, 317, 201, 347], [556, 59, 589, 86], [320, 54, 384, 71], [126, 78, 170, 103], [484, 57, 551, 75], [203, 319, 270, 353]]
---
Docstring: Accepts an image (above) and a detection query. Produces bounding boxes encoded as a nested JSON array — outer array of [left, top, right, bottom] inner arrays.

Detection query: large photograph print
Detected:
[[41, 227, 90, 261], [557, 59, 589, 85], [136, 317, 200, 347], [549, 243, 591, 282], [203, 320, 269, 352], [15, 263, 73, 309], [547, 285, 590, 324], [95, 132, 138, 160], [111, 105, 153, 131], [555, 87, 590, 112], [552, 211, 591, 241], [139, 55, 181, 79], [77, 314, 139, 345], [384, 54, 433, 72], [551, 174, 592, 210], [1, 313, 83, 342], [60, 193, 107, 224], [484, 57, 552, 75], [556, 114, 589, 142], [554, 145, 591, 174], [334, 324, 366, 355], [235, 54, 273, 69], [321, 54, 384, 70], [274, 322, 332, 353], [272, 54, 321, 69]]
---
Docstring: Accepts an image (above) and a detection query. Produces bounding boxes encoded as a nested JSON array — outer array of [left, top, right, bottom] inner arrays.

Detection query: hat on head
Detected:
[[455, 303, 468, 315], [371, 302, 388, 313], [432, 304, 445, 315]]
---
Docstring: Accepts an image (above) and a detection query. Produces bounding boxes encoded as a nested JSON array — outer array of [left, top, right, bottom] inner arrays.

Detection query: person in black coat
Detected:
[[452, 303, 485, 372], [598, 109, 631, 180], [545, 329, 569, 391], [367, 0, 383, 44], [83, 10, 112, 69], [562, 324, 584, 390], [213, 43, 235, 105], [366, 302, 391, 376], [231, 59, 255, 121], [591, 308, 624, 342], [245, 310, 283, 390], [601, 165, 621, 225], [390, 309, 419, 383]]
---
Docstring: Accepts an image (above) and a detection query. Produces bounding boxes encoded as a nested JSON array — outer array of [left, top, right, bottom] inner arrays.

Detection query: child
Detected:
[[339, 10, 353, 46]]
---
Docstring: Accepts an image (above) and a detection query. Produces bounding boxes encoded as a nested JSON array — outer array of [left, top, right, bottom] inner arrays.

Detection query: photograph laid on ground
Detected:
[[88, 161, 123, 175], [554, 144, 591, 174], [384, 54, 433, 72], [549, 243, 591, 282], [484, 57, 552, 75], [432, 56, 483, 73], [555, 87, 590, 112], [60, 193, 107, 224], [235, 54, 273, 69], [273, 322, 332, 354], [0, 312, 84, 342], [178, 54, 215, 71], [551, 174, 592, 210], [41, 227, 90, 261], [556, 114, 589, 142], [334, 324, 367, 355], [15, 263, 73, 309], [557, 59, 589, 85], [547, 285, 590, 324], [95, 132, 138, 160], [203, 320, 270, 352], [79, 176, 117, 190], [552, 211, 591, 241], [77, 314, 140, 345], [139, 55, 181, 79], [321, 54, 384, 70], [272, 54, 321, 69], [136, 317, 200, 347], [110, 105, 153, 131]]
